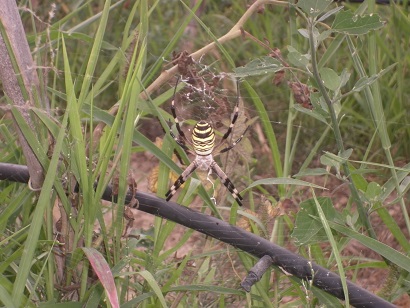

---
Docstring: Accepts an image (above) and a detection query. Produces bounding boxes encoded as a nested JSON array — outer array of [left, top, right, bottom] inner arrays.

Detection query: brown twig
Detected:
[[91, 0, 288, 146]]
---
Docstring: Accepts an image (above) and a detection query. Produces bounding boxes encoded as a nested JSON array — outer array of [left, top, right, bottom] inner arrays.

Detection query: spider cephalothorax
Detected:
[[165, 78, 248, 206]]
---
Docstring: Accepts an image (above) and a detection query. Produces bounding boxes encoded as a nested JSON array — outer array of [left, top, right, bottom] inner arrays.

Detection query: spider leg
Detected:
[[219, 125, 249, 154], [215, 80, 247, 153], [215, 89, 240, 149], [166, 161, 197, 201], [170, 77, 191, 145], [170, 130, 192, 152], [211, 161, 243, 206]]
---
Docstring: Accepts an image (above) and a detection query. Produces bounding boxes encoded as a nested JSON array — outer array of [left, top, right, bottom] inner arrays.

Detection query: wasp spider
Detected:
[[165, 79, 249, 206]]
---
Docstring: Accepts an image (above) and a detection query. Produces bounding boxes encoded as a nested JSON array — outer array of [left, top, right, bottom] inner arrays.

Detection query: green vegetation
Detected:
[[1, 0, 410, 306]]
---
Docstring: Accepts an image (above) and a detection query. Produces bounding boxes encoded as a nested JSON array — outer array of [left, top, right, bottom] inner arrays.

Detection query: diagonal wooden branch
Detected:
[[91, 0, 287, 146], [0, 0, 46, 189]]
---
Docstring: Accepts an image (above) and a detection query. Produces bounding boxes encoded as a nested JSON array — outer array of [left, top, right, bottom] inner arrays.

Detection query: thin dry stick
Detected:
[[91, 0, 287, 145], [0, 0, 46, 189]]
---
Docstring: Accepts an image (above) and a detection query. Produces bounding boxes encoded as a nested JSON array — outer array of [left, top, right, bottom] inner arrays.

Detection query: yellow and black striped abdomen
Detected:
[[192, 121, 215, 156]]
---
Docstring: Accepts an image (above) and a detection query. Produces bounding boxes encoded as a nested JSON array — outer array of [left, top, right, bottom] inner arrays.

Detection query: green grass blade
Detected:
[[329, 222, 410, 273], [137, 270, 168, 307], [312, 192, 349, 306], [0, 284, 16, 308], [243, 82, 284, 193], [11, 110, 69, 307], [77, 0, 111, 108]]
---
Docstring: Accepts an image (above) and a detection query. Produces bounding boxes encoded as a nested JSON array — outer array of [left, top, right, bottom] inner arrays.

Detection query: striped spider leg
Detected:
[[165, 79, 248, 206]]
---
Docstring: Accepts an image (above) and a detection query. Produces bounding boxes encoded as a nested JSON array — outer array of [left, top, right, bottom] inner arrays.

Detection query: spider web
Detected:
[[172, 73, 231, 127], [169, 60, 252, 204]]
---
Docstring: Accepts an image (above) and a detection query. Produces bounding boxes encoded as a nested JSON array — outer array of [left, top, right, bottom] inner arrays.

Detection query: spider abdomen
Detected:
[[192, 121, 215, 156]]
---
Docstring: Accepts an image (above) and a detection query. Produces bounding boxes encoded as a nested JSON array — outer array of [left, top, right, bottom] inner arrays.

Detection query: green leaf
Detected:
[[294, 168, 330, 177], [340, 148, 353, 160], [287, 46, 310, 68], [310, 92, 330, 116], [321, 149, 352, 166], [353, 77, 374, 93], [365, 182, 382, 201], [317, 29, 332, 43], [332, 10, 384, 35], [293, 104, 328, 125], [351, 63, 396, 93], [349, 167, 368, 192], [297, 0, 332, 18], [292, 197, 341, 245], [317, 6, 344, 23], [232, 57, 283, 78], [320, 67, 340, 91], [339, 68, 351, 88], [298, 28, 309, 39]]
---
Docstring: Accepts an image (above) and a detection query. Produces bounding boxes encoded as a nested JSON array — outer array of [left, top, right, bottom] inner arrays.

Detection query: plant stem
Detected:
[[308, 20, 377, 239]]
